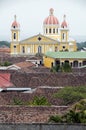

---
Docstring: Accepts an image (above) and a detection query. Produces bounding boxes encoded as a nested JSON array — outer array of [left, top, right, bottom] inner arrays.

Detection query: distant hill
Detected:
[[0, 41, 10, 48], [77, 41, 86, 50]]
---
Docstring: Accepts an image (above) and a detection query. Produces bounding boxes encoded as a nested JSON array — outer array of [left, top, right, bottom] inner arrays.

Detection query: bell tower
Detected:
[[60, 15, 69, 42], [11, 15, 20, 42], [10, 15, 20, 55], [59, 15, 69, 51]]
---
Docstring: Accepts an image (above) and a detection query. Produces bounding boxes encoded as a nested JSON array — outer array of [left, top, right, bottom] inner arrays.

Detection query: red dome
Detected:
[[61, 15, 68, 28], [11, 15, 20, 28], [12, 21, 20, 28], [43, 8, 59, 25]]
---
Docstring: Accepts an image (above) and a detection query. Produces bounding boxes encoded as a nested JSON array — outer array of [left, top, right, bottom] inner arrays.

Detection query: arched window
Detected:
[[57, 28, 58, 33], [83, 61, 86, 65], [73, 61, 78, 67], [49, 28, 51, 33], [46, 28, 47, 34], [53, 29, 55, 33], [14, 33, 16, 39], [28, 48, 30, 53], [38, 46, 42, 53], [22, 46, 25, 53], [62, 33, 65, 40], [55, 47, 58, 52]]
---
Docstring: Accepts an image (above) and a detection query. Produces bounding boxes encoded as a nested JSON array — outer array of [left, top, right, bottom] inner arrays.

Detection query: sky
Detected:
[[0, 0, 86, 41]]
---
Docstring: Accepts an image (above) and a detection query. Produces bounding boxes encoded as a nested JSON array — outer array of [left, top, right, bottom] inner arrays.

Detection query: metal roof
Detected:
[[45, 51, 86, 59]]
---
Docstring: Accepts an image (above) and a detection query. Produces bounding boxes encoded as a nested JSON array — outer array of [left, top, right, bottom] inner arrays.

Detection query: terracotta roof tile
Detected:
[[14, 61, 35, 68], [0, 73, 13, 88]]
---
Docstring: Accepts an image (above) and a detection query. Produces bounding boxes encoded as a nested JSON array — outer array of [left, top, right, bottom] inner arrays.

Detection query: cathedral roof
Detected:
[[43, 8, 59, 25]]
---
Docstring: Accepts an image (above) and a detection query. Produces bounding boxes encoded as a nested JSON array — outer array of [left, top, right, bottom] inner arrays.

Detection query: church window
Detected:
[[53, 29, 55, 33], [63, 46, 65, 49], [49, 47, 52, 51], [14, 33, 16, 39], [57, 28, 58, 33], [46, 28, 47, 34], [62, 33, 65, 39], [14, 45, 16, 48], [55, 47, 58, 52], [28, 48, 30, 53], [49, 28, 51, 33], [38, 37, 42, 41], [38, 46, 42, 53], [22, 46, 25, 53]]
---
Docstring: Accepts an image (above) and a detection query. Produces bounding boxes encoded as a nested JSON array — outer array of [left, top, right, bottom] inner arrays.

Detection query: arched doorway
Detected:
[[38, 46, 42, 53], [83, 61, 86, 66], [73, 61, 78, 67], [65, 60, 69, 64], [55, 60, 60, 66]]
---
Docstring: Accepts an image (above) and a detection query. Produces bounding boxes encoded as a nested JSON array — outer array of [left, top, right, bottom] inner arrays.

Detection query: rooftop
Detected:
[[0, 73, 14, 88], [45, 51, 86, 59]]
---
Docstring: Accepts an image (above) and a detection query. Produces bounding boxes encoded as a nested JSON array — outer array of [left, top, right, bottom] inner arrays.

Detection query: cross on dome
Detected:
[[61, 14, 68, 28], [14, 15, 17, 21], [49, 8, 54, 15], [63, 14, 66, 20]]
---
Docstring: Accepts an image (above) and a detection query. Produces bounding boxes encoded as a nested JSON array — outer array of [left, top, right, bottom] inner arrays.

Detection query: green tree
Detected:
[[62, 62, 72, 72], [49, 99, 86, 123], [54, 86, 86, 105]]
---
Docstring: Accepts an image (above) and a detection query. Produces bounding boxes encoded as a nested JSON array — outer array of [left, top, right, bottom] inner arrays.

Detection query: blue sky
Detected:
[[0, 0, 86, 41]]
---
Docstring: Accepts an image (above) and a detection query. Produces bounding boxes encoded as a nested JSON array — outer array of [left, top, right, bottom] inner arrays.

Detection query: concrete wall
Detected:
[[0, 123, 85, 130]]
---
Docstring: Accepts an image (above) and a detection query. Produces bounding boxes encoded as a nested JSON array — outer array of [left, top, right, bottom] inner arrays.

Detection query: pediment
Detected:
[[20, 34, 58, 44]]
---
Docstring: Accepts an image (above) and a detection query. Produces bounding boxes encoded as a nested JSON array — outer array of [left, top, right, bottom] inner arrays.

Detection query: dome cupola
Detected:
[[43, 8, 59, 25], [61, 15, 68, 28], [11, 15, 20, 29]]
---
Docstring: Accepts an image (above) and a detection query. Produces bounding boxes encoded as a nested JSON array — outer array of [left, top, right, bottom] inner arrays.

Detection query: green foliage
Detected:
[[49, 115, 62, 123], [50, 62, 72, 73], [50, 65, 61, 72], [54, 86, 86, 105], [0, 61, 12, 66], [4, 61, 12, 66], [72, 99, 86, 112], [63, 110, 82, 123], [49, 99, 86, 123], [62, 62, 72, 72], [29, 96, 50, 106], [13, 98, 23, 105]]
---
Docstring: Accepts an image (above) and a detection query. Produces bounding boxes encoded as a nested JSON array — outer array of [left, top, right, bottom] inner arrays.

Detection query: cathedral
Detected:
[[10, 8, 86, 68], [10, 8, 77, 55]]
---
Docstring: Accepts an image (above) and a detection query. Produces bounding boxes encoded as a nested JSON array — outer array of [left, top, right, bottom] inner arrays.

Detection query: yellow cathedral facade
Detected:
[[10, 8, 77, 56]]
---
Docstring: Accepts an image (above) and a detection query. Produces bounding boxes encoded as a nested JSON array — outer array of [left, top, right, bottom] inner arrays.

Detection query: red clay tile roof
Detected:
[[0, 73, 13, 88], [14, 61, 35, 68], [0, 48, 10, 53]]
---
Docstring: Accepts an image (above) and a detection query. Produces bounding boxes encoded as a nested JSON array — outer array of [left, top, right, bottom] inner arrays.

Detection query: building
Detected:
[[10, 8, 77, 56], [43, 51, 86, 68]]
